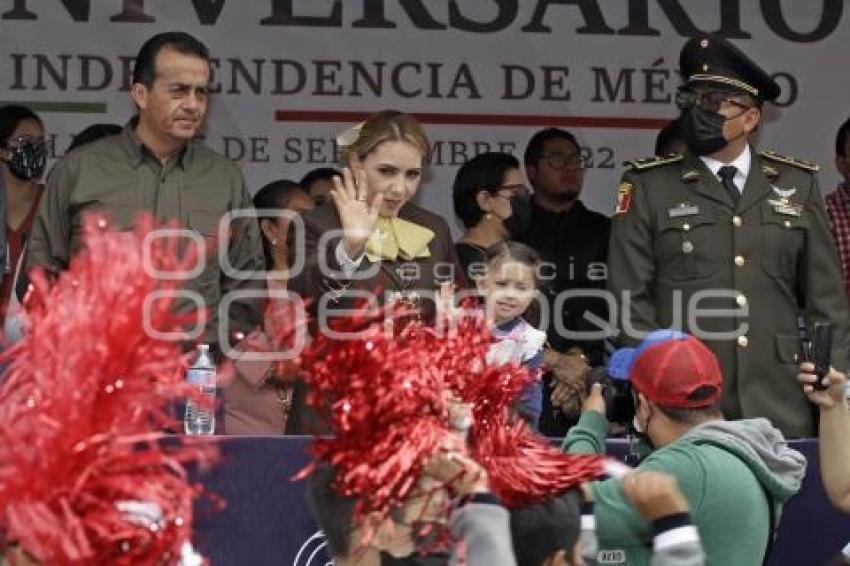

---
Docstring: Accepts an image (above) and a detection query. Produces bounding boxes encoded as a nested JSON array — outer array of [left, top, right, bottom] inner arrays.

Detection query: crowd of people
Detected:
[[1, 28, 849, 565]]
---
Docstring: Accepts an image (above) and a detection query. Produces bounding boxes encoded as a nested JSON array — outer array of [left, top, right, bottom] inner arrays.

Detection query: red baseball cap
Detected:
[[609, 330, 723, 408]]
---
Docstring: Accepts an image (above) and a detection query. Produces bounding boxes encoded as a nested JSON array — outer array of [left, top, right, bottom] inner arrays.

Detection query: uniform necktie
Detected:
[[718, 165, 740, 205]]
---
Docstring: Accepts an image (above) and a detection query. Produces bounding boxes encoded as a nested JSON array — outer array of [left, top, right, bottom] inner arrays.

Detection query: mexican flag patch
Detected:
[[615, 182, 634, 214]]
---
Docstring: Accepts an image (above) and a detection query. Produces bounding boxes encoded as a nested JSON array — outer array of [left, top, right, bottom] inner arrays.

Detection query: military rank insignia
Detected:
[[615, 182, 634, 214], [768, 198, 803, 217], [772, 185, 797, 199]]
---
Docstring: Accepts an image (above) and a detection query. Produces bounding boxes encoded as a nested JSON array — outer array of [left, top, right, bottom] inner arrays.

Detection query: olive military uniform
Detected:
[[607, 150, 850, 437]]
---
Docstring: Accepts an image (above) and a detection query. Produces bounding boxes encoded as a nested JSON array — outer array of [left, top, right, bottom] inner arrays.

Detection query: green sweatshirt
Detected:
[[562, 411, 805, 566]]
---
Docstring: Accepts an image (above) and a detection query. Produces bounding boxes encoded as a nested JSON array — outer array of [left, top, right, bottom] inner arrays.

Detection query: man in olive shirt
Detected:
[[27, 32, 264, 349], [608, 33, 850, 438]]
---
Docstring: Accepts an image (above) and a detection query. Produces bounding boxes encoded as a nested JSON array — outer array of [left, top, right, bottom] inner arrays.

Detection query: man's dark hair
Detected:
[[635, 385, 723, 425], [523, 127, 579, 169], [0, 105, 43, 147], [654, 120, 684, 156], [452, 152, 520, 229], [656, 402, 724, 424], [132, 32, 210, 88], [67, 123, 122, 153], [836, 117, 850, 157], [306, 464, 357, 558], [510, 490, 581, 566], [253, 179, 305, 269], [300, 167, 340, 191], [253, 179, 304, 213]]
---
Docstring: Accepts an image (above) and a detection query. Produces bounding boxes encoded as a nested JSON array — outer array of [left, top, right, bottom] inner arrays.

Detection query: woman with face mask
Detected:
[[0, 105, 48, 328], [452, 152, 532, 282]]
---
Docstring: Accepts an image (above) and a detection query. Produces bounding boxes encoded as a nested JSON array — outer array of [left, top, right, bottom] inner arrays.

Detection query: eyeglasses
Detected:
[[540, 151, 582, 170], [675, 89, 753, 113], [492, 184, 530, 198]]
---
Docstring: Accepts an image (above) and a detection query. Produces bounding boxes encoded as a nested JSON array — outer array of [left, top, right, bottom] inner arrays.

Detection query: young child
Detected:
[[477, 241, 547, 428]]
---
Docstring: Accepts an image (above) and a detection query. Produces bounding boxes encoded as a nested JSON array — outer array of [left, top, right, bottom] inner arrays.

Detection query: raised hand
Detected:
[[621, 470, 690, 521], [798, 362, 847, 410], [329, 160, 384, 257], [545, 348, 590, 417], [436, 281, 459, 325], [545, 348, 590, 387], [423, 432, 489, 496], [581, 382, 607, 416], [550, 378, 584, 417]]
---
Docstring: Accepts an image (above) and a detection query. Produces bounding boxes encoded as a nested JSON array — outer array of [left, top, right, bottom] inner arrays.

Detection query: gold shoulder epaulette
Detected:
[[759, 150, 819, 172], [625, 154, 684, 171]]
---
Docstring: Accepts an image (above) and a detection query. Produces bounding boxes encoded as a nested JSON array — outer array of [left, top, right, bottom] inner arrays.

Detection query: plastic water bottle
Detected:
[[184, 344, 216, 435]]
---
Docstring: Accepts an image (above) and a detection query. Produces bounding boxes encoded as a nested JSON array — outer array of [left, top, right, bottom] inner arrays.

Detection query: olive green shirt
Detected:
[[26, 122, 264, 345]]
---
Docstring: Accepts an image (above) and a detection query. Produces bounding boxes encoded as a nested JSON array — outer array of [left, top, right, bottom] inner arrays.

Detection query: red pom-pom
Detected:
[[433, 311, 605, 507], [295, 304, 448, 524], [0, 213, 218, 565], [294, 299, 605, 530], [470, 414, 605, 508]]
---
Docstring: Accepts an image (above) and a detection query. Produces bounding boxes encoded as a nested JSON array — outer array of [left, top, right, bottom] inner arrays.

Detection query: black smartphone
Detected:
[[811, 323, 832, 390]]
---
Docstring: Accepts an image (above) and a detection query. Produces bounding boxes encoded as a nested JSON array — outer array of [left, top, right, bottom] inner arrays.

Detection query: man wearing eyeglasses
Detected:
[[607, 33, 850, 438], [519, 128, 612, 437]]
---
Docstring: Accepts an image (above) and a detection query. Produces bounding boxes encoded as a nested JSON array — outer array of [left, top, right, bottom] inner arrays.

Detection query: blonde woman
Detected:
[[287, 110, 463, 433], [289, 110, 461, 323]]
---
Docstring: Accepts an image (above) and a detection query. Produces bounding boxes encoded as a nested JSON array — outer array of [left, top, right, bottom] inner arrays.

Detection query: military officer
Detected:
[[608, 33, 850, 438]]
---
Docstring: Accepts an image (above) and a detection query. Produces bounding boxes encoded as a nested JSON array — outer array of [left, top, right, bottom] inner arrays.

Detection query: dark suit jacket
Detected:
[[286, 201, 462, 433]]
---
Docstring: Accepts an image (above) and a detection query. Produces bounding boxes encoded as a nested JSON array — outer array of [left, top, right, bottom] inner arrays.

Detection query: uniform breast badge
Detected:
[[668, 203, 700, 218], [767, 194, 803, 217]]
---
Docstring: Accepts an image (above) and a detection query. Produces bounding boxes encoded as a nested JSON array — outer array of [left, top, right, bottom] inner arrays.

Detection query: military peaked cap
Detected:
[[680, 33, 781, 102]]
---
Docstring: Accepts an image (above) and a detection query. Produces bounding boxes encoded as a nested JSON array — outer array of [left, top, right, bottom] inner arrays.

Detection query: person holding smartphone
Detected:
[[797, 364, 850, 513]]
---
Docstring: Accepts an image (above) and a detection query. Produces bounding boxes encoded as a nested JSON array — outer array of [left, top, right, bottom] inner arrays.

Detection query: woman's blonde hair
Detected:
[[339, 110, 431, 164]]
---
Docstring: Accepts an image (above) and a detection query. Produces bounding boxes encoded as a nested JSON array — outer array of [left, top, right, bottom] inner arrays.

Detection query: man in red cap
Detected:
[[564, 330, 806, 566]]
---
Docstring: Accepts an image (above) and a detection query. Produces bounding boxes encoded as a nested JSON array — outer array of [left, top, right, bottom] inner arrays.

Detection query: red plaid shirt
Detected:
[[825, 183, 850, 300]]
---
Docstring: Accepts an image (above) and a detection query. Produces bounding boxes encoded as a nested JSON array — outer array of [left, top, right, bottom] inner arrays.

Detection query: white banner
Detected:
[[2, 1, 846, 235]]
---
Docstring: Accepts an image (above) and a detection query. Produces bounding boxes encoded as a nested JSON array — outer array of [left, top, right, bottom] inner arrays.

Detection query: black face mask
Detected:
[[5, 141, 47, 181], [502, 192, 533, 238], [679, 107, 728, 156]]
